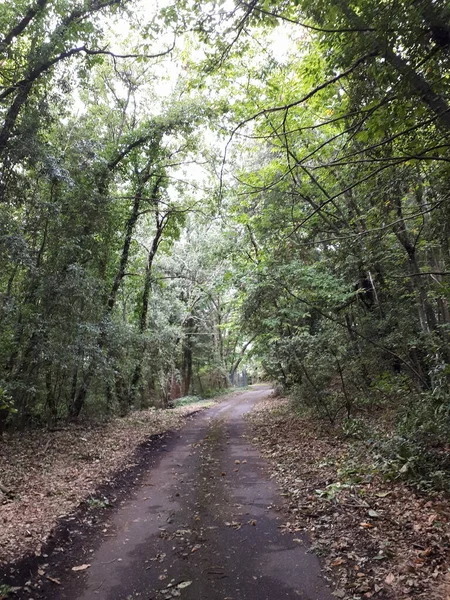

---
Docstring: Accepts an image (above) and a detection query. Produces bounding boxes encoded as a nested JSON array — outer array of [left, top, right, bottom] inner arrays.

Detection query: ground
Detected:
[[2, 387, 449, 600], [1, 386, 333, 600], [248, 396, 450, 600], [0, 401, 211, 567]]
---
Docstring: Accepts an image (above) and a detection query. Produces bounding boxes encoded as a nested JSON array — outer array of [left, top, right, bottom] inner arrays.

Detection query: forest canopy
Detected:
[[1, 0, 449, 478]]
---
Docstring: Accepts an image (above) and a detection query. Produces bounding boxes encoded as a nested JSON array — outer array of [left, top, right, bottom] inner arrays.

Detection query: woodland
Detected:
[[0, 0, 450, 490]]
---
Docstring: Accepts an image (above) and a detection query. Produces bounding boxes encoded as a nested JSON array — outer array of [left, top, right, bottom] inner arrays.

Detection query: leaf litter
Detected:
[[247, 397, 450, 600], [0, 402, 210, 566]]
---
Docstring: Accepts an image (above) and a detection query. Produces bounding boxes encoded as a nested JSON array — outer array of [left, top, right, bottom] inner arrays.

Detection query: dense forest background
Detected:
[[1, 0, 450, 484]]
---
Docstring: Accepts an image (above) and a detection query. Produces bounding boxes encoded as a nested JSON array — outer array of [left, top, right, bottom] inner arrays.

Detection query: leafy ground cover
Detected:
[[0, 402, 212, 567], [172, 388, 238, 407], [247, 397, 450, 600]]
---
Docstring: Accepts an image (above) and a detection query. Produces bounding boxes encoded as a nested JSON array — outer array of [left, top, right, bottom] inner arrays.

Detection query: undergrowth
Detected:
[[290, 386, 450, 493], [173, 386, 242, 407]]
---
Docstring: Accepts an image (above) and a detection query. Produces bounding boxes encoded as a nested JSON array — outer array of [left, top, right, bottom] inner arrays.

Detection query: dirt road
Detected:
[[33, 385, 333, 600]]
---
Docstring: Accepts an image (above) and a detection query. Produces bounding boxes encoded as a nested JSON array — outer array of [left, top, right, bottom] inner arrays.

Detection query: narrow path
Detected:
[[43, 386, 333, 600]]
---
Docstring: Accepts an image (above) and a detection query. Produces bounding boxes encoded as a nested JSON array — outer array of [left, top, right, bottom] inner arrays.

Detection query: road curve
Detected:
[[41, 385, 333, 600]]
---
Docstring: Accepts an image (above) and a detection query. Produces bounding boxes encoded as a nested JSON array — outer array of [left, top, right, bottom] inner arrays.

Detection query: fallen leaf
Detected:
[[427, 514, 437, 526], [225, 521, 241, 529], [0, 402, 208, 568], [177, 581, 192, 589], [246, 397, 449, 600], [72, 563, 91, 572], [331, 558, 346, 567]]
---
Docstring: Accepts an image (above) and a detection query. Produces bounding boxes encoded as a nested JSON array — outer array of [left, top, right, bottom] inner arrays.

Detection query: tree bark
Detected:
[[0, 0, 49, 51], [392, 196, 437, 335], [0, 0, 125, 162], [229, 335, 257, 383], [107, 192, 142, 313], [129, 179, 167, 406], [181, 317, 194, 396]]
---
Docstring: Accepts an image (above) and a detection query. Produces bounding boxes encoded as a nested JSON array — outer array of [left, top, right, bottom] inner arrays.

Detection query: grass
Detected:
[[173, 386, 242, 407]]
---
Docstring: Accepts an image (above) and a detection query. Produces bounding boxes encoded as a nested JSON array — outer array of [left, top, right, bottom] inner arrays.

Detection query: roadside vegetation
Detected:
[[248, 397, 450, 600]]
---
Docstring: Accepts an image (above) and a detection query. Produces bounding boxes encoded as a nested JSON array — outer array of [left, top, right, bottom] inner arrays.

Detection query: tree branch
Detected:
[[220, 51, 378, 193], [0, 0, 49, 52], [333, 0, 450, 132], [240, 1, 378, 33]]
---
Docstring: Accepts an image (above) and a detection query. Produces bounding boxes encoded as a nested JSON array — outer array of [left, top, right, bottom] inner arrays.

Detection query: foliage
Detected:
[[194, 0, 450, 468], [173, 395, 203, 407]]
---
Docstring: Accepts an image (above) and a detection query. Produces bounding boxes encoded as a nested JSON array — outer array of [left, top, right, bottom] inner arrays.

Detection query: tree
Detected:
[[187, 0, 449, 426]]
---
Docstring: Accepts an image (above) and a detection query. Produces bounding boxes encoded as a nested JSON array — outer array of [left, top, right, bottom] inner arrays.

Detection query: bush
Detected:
[[371, 433, 450, 491]]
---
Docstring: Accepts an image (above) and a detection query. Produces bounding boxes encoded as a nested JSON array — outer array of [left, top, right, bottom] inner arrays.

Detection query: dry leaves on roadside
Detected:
[[247, 397, 450, 600], [71, 564, 90, 572], [0, 402, 209, 566]]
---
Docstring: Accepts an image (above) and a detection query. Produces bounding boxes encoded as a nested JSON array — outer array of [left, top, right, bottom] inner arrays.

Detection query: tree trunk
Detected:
[[69, 373, 89, 419], [72, 175, 161, 414], [229, 335, 257, 383], [181, 317, 194, 396], [45, 366, 57, 426], [392, 196, 437, 335], [107, 191, 142, 313], [129, 208, 167, 406]]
